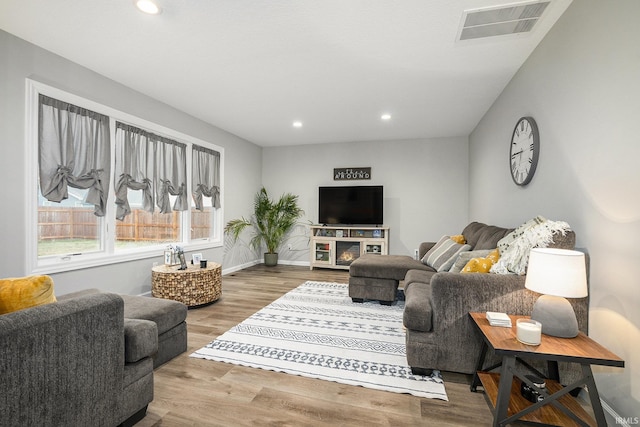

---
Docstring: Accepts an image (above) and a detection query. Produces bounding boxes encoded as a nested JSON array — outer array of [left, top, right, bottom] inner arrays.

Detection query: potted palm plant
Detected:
[[225, 187, 304, 266]]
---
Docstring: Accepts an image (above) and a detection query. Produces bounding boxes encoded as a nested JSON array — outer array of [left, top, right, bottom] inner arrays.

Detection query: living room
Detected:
[[1, 0, 638, 425]]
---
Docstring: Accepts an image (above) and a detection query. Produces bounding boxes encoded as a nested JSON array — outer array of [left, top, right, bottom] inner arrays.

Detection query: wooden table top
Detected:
[[469, 312, 624, 368], [152, 263, 221, 274]]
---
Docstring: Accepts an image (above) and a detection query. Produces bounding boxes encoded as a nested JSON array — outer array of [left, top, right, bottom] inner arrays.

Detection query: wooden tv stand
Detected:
[[309, 225, 389, 270]]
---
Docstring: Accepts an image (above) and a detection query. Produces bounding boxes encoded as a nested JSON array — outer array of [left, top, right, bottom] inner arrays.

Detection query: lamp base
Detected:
[[530, 295, 579, 338]]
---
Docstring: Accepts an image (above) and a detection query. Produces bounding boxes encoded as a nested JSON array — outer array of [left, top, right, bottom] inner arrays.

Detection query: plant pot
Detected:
[[264, 252, 279, 267]]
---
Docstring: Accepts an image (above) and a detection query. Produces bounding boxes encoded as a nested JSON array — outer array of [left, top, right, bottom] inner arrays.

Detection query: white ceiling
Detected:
[[0, 0, 572, 147]]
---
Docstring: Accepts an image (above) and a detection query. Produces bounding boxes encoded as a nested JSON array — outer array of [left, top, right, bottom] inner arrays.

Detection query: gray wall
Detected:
[[0, 30, 262, 295], [262, 137, 469, 263], [469, 0, 640, 419]]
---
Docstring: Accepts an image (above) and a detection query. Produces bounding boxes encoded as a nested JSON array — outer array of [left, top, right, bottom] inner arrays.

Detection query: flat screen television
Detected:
[[318, 185, 383, 225]]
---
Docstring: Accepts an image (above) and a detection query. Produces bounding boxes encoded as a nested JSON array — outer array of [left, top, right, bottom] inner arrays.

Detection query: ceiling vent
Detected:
[[458, 1, 550, 41]]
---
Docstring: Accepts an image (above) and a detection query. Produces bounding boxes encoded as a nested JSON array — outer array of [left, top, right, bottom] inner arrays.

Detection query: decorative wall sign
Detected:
[[334, 167, 371, 181]]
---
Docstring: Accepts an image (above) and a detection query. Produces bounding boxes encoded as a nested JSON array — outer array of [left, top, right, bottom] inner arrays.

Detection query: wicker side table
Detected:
[[151, 263, 222, 307]]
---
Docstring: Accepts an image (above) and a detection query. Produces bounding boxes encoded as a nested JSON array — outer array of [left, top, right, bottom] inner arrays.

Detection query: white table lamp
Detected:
[[525, 248, 588, 338]]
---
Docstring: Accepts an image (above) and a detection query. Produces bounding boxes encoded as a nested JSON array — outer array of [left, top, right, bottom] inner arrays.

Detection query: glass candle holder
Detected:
[[516, 319, 542, 345]]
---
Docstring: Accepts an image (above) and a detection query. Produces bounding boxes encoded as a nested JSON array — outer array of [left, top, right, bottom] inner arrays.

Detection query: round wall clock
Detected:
[[509, 116, 540, 186]]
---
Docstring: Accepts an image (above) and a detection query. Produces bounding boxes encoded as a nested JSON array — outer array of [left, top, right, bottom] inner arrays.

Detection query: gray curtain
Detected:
[[156, 138, 188, 213], [114, 123, 187, 221], [38, 95, 111, 216], [192, 145, 221, 210]]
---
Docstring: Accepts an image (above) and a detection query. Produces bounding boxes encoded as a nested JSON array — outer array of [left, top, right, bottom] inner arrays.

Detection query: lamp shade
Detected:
[[525, 248, 588, 298]]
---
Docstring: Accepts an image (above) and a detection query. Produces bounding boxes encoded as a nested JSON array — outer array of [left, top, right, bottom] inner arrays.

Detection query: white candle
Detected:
[[517, 319, 542, 345]]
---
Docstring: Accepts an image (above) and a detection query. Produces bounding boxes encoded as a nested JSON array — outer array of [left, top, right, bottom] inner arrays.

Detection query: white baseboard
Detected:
[[601, 398, 636, 427], [224, 258, 310, 270], [276, 259, 311, 267], [221, 260, 261, 275]]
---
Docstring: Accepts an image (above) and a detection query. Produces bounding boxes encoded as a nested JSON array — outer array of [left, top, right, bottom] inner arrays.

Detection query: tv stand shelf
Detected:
[[310, 225, 389, 270]]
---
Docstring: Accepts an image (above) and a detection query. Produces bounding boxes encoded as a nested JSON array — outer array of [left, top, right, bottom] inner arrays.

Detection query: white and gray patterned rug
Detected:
[[190, 281, 448, 400]]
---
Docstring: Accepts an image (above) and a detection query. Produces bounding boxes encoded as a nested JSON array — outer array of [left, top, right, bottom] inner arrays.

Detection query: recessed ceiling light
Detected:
[[381, 114, 391, 121], [292, 121, 303, 128], [135, 0, 162, 15]]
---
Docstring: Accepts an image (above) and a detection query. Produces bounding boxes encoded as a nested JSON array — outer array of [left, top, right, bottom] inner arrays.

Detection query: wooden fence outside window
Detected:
[[38, 207, 211, 241]]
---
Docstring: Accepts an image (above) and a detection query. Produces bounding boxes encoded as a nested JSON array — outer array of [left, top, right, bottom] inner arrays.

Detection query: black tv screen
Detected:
[[318, 185, 383, 225]]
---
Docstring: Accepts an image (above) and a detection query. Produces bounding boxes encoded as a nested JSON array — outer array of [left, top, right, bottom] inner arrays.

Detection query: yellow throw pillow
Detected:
[[462, 249, 500, 274], [487, 248, 500, 264], [462, 257, 493, 273], [450, 234, 466, 244], [0, 275, 57, 315]]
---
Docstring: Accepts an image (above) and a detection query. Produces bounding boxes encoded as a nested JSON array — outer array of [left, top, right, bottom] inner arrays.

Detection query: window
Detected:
[[191, 145, 221, 241], [38, 189, 102, 256], [113, 122, 188, 250], [26, 80, 224, 273]]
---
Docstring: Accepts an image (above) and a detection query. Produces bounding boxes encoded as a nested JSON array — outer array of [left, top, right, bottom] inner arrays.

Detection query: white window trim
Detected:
[[25, 78, 224, 274]]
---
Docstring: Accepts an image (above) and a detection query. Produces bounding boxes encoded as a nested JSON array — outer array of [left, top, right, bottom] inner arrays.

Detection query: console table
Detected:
[[152, 263, 222, 307], [469, 312, 624, 427]]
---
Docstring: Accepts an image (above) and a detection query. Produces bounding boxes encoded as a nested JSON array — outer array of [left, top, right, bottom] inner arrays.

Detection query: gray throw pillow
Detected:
[[449, 249, 493, 273], [421, 236, 471, 272]]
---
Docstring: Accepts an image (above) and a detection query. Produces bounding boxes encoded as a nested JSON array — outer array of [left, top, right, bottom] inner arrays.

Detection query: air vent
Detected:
[[458, 1, 550, 41]]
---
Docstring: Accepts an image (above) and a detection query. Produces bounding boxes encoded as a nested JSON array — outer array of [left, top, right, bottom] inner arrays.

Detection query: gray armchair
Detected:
[[0, 293, 155, 427]]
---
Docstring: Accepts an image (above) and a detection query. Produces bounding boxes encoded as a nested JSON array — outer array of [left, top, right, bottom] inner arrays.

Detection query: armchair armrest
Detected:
[[124, 318, 158, 363]]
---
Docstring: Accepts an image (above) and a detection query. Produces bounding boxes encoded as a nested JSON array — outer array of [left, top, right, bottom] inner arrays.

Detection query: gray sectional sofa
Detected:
[[350, 221, 589, 383], [1, 289, 187, 426]]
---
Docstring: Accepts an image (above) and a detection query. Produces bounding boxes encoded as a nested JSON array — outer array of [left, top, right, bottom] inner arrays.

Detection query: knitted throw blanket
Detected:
[[490, 219, 571, 275]]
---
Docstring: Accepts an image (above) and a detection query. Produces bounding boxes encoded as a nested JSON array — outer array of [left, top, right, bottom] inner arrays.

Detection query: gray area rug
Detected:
[[191, 281, 448, 400]]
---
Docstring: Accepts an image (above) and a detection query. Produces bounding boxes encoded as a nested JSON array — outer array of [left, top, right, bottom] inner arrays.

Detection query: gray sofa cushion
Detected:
[[462, 222, 513, 250], [350, 254, 432, 281], [124, 318, 158, 363], [56, 288, 101, 301], [121, 294, 187, 335], [61, 291, 187, 337], [404, 269, 436, 289]]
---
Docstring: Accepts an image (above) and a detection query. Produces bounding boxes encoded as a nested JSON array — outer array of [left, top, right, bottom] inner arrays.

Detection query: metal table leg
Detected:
[[582, 364, 608, 427], [494, 355, 516, 427], [471, 340, 489, 392]]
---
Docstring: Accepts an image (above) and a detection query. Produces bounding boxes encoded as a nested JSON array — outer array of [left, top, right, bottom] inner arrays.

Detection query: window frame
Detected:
[[25, 79, 224, 274]]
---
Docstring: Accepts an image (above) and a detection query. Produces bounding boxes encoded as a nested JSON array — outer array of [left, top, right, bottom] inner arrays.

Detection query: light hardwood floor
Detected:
[[138, 264, 494, 426]]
